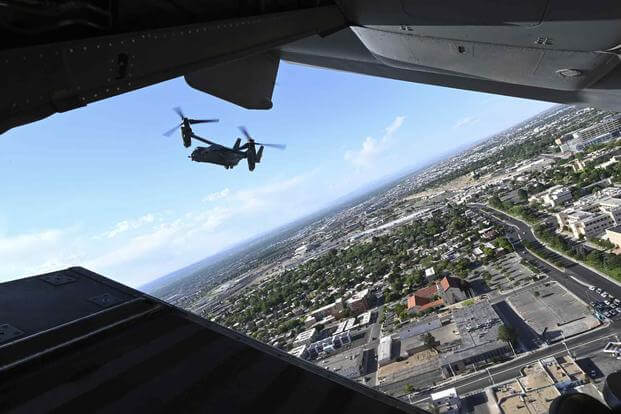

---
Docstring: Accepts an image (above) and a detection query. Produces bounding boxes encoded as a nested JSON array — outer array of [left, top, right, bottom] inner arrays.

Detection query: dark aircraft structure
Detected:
[[189, 126, 286, 171], [163, 107, 285, 170], [162, 106, 219, 148], [3, 1, 621, 413], [0, 267, 421, 414], [2, 1, 621, 134]]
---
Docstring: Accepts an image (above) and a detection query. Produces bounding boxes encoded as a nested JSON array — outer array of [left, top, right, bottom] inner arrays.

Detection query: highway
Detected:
[[469, 203, 621, 307], [409, 326, 620, 404]]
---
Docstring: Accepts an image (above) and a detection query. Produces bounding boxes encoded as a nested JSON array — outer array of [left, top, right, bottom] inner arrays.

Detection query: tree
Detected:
[[423, 332, 436, 350], [489, 196, 503, 209], [404, 384, 415, 394], [497, 324, 516, 344], [399, 309, 410, 321], [517, 188, 528, 201]]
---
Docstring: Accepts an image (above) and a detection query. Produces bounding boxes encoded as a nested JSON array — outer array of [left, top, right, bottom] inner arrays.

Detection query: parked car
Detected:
[[589, 286, 596, 291], [596, 288, 603, 293]]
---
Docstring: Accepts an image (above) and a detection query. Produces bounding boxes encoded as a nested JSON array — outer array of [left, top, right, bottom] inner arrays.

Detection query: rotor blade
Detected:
[[173, 106, 185, 119], [163, 122, 182, 137], [191, 135, 219, 146], [256, 142, 287, 150], [188, 119, 219, 125], [238, 126, 252, 141]]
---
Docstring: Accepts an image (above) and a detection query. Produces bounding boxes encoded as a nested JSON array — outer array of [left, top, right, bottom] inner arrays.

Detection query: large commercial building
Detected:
[[528, 184, 573, 207], [558, 114, 621, 152], [556, 196, 621, 238], [439, 301, 511, 375], [556, 208, 614, 239]]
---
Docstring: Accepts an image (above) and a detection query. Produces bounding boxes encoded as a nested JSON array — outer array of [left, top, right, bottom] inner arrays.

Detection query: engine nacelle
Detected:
[[181, 126, 192, 148]]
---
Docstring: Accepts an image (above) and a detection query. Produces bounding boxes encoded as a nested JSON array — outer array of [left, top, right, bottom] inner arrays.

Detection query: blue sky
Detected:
[[0, 62, 554, 287]]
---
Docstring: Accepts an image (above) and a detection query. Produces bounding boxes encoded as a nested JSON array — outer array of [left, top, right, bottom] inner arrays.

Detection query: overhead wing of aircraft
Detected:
[[2, 0, 621, 134]]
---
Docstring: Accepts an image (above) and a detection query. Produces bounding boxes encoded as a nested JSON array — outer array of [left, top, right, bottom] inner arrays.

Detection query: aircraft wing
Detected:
[[2, 1, 621, 130]]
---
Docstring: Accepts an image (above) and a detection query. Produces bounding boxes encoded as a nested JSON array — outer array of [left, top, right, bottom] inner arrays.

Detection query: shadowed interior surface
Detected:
[[0, 267, 420, 413]]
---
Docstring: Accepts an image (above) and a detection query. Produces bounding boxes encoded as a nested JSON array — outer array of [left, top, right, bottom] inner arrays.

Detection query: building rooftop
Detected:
[[520, 363, 554, 390], [400, 318, 442, 339], [439, 301, 507, 366], [497, 381, 529, 414], [439, 276, 462, 292], [347, 289, 369, 303], [294, 327, 317, 343], [289, 344, 308, 358], [318, 347, 364, 379], [407, 284, 441, 310]]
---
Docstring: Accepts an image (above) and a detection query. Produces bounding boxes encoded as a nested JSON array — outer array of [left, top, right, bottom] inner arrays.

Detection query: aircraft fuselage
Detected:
[[190, 145, 246, 169]]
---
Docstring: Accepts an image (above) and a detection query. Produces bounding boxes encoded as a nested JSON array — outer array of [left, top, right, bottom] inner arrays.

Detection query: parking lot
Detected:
[[477, 252, 538, 293], [508, 282, 601, 342]]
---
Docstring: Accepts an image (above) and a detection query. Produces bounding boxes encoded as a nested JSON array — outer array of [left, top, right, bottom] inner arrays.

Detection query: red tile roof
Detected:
[[407, 284, 439, 310], [417, 299, 445, 312], [439, 276, 462, 292]]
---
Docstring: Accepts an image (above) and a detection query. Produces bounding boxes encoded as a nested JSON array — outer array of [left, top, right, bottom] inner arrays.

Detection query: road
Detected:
[[390, 203, 621, 403], [408, 326, 620, 404], [470, 203, 621, 311]]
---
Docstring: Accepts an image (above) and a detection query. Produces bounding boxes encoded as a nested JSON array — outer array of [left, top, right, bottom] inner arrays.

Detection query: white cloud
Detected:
[[453, 116, 479, 129], [344, 116, 405, 168], [102, 213, 155, 239], [0, 165, 342, 288], [0, 171, 323, 287], [203, 188, 230, 202], [0, 228, 86, 281], [384, 115, 406, 136]]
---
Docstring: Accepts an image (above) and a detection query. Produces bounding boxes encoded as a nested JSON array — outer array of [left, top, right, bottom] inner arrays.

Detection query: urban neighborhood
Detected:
[[155, 105, 621, 413]]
